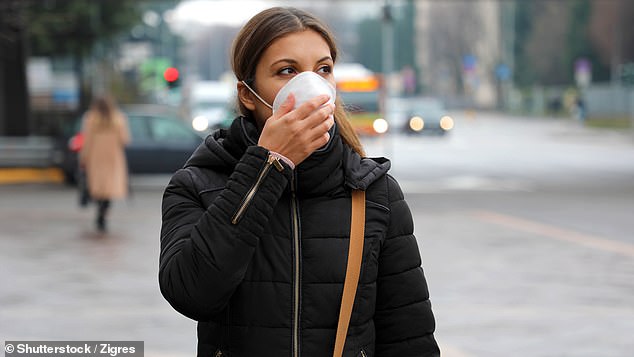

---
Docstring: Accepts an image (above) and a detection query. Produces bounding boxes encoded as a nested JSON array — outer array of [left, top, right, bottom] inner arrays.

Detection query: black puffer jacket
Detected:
[[160, 117, 439, 357]]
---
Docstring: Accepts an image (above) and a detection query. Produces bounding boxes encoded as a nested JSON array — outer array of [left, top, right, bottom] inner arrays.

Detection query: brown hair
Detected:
[[231, 7, 365, 156], [90, 95, 117, 126]]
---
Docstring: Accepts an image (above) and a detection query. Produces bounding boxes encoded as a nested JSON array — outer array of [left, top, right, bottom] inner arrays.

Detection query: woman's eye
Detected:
[[278, 67, 296, 75], [317, 65, 332, 74]]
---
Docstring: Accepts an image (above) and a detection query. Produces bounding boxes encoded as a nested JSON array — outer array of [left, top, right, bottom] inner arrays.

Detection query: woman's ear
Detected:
[[237, 82, 256, 111]]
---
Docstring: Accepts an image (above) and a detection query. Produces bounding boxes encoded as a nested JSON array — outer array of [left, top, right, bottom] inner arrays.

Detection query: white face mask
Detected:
[[242, 71, 336, 114]]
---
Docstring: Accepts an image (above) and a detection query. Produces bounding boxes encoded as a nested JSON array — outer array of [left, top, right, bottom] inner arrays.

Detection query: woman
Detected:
[[79, 95, 130, 232], [160, 7, 439, 357]]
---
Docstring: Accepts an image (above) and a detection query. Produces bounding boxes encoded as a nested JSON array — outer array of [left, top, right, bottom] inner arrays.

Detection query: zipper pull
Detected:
[[231, 154, 280, 225], [267, 154, 284, 172]]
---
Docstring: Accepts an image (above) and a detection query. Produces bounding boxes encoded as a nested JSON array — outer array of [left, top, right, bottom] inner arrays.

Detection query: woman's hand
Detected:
[[257, 93, 335, 166]]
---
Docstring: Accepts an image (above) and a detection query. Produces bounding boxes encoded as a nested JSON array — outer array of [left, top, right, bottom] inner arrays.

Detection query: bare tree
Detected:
[[0, 0, 29, 135], [589, 0, 634, 81], [524, 1, 571, 86], [425, 1, 483, 95]]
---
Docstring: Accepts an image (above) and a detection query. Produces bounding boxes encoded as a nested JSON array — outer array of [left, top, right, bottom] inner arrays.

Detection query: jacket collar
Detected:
[[185, 116, 390, 195]]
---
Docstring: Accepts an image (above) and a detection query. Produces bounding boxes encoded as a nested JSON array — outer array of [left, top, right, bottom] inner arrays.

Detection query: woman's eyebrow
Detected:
[[270, 56, 333, 67], [271, 58, 297, 67], [317, 56, 333, 63]]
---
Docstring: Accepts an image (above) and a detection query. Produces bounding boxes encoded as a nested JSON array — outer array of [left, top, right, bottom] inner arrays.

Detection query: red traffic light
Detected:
[[163, 67, 179, 82]]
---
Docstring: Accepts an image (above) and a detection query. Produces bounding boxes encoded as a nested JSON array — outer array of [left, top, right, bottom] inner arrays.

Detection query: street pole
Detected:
[[504, 0, 516, 112], [630, 89, 634, 141], [610, 0, 623, 86], [382, 0, 394, 160]]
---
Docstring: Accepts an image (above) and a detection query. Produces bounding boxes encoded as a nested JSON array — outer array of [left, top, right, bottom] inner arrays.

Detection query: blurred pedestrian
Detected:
[[575, 95, 586, 123], [79, 95, 130, 232], [159, 7, 439, 357]]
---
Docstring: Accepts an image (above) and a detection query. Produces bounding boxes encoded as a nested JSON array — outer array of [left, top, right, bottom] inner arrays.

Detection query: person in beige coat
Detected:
[[79, 95, 130, 231]]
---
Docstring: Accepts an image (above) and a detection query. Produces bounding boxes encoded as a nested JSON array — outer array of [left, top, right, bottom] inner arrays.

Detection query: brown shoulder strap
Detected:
[[333, 189, 366, 357]]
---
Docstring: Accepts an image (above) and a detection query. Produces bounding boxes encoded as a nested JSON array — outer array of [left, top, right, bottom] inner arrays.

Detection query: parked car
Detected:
[[57, 105, 205, 184], [187, 80, 236, 133], [386, 97, 454, 135]]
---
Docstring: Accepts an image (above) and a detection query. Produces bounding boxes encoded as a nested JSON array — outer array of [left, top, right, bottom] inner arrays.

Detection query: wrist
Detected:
[[268, 150, 295, 170]]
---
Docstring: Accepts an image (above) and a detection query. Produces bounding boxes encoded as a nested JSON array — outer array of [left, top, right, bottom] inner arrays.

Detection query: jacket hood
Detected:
[[342, 148, 390, 191], [183, 116, 258, 172], [184, 130, 234, 171], [184, 116, 390, 191]]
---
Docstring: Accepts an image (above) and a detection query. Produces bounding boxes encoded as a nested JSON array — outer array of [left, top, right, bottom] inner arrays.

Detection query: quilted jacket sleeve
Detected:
[[159, 146, 291, 321], [374, 175, 440, 356]]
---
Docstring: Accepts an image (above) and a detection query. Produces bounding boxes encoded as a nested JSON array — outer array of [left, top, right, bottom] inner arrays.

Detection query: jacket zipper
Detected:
[[231, 154, 284, 224], [291, 172, 301, 357], [214, 350, 223, 357], [360, 349, 367, 357]]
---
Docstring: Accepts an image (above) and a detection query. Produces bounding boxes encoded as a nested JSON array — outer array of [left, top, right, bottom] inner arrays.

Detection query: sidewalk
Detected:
[[0, 135, 63, 184]]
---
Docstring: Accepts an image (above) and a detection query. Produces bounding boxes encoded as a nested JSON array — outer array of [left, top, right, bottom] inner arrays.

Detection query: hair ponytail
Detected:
[[334, 97, 365, 156]]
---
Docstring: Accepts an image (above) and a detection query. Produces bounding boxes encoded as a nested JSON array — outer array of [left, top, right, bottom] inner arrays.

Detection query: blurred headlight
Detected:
[[440, 115, 454, 131], [192, 116, 209, 132], [373, 118, 389, 134], [409, 116, 424, 132]]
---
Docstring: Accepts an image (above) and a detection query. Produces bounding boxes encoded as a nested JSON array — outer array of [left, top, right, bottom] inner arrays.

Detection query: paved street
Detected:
[[368, 112, 634, 356], [1, 112, 633, 356]]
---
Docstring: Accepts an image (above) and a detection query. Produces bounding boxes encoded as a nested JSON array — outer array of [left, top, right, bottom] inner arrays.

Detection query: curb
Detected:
[[0, 168, 64, 185]]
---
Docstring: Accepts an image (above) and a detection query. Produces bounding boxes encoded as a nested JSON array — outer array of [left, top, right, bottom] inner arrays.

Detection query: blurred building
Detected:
[[414, 0, 502, 109]]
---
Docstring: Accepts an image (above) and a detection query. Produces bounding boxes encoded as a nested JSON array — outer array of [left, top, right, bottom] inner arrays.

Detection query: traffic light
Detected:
[[163, 67, 180, 88]]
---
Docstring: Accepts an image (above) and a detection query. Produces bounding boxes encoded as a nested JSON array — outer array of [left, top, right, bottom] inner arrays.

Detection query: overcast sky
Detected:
[[168, 0, 381, 37]]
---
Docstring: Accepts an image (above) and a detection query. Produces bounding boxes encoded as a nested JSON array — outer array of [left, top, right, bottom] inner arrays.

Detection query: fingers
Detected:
[[303, 104, 335, 136], [306, 114, 334, 143], [277, 94, 334, 135], [273, 93, 296, 119], [260, 94, 334, 163], [289, 94, 331, 120], [298, 100, 335, 142], [308, 105, 335, 127]]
